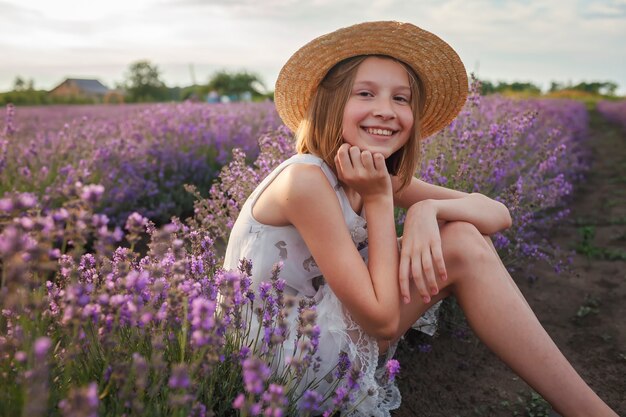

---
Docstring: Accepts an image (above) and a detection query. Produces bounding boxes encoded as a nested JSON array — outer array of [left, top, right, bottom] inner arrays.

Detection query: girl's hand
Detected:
[[399, 200, 448, 304], [334, 144, 392, 200]]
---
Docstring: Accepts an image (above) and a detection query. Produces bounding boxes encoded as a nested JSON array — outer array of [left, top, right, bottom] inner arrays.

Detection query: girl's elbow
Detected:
[[377, 322, 399, 340], [357, 307, 398, 339], [369, 312, 400, 340]]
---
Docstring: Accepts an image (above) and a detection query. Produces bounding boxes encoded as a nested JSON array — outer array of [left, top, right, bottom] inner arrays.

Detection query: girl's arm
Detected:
[[393, 176, 512, 234], [278, 147, 401, 340], [392, 176, 512, 304]]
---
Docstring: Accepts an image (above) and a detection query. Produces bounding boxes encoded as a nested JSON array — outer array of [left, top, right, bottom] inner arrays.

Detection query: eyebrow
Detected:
[[353, 80, 411, 92]]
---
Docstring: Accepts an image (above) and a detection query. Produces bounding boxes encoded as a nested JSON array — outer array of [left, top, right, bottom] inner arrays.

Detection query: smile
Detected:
[[362, 127, 396, 136]]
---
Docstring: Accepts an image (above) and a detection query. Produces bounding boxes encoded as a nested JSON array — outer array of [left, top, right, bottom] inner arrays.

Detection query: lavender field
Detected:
[[0, 89, 622, 416], [0, 102, 282, 225]]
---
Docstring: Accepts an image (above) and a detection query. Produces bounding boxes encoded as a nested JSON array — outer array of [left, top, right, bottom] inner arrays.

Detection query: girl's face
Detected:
[[341, 56, 414, 159]]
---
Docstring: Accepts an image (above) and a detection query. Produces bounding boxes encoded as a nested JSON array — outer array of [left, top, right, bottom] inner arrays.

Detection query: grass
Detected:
[[574, 294, 601, 321], [575, 225, 626, 260]]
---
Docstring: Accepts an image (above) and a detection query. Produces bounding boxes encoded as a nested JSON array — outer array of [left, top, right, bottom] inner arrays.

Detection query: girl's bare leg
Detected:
[[387, 221, 618, 417]]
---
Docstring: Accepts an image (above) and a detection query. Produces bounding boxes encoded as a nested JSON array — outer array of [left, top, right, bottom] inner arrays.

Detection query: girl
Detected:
[[224, 21, 618, 416]]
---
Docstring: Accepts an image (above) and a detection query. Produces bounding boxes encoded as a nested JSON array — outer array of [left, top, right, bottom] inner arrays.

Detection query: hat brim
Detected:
[[275, 21, 468, 139]]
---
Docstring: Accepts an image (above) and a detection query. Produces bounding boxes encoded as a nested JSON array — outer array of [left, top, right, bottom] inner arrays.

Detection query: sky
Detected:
[[1, 0, 625, 95]]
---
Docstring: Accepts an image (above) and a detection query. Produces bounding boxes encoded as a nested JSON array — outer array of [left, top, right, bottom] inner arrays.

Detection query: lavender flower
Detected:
[[80, 184, 105, 205], [418, 343, 433, 353], [168, 364, 190, 390], [300, 390, 324, 414], [332, 386, 350, 409], [33, 337, 52, 360], [125, 212, 148, 235], [261, 383, 288, 417], [58, 383, 99, 417], [384, 359, 401, 383], [333, 351, 351, 379], [242, 357, 270, 395]]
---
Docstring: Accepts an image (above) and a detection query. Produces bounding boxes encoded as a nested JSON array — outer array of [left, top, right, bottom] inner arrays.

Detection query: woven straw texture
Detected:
[[275, 21, 468, 139]]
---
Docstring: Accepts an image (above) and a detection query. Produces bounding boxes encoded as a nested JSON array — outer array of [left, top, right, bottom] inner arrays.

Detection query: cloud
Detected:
[[0, 0, 624, 93], [580, 0, 626, 18]]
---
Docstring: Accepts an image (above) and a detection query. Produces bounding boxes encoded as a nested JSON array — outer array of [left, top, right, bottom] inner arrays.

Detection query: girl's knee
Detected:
[[440, 221, 492, 265]]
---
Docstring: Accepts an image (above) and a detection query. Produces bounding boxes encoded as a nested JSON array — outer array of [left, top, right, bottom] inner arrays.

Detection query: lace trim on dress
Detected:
[[313, 284, 402, 417]]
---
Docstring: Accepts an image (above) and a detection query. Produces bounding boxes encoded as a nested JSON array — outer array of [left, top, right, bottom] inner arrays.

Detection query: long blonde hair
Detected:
[[295, 54, 425, 189]]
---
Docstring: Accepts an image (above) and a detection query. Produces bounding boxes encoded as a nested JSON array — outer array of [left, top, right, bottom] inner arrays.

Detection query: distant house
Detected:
[[49, 78, 124, 103]]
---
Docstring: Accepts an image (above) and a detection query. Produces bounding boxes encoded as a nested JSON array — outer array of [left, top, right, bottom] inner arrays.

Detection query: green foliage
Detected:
[[575, 225, 626, 260], [12, 76, 34, 92], [480, 80, 542, 95], [123, 60, 169, 103], [207, 70, 267, 100], [524, 391, 551, 417], [0, 90, 97, 106], [0, 76, 97, 106], [575, 295, 600, 320], [550, 81, 618, 96], [478, 78, 621, 100]]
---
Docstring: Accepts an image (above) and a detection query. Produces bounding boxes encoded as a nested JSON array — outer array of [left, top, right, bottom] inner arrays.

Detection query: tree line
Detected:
[[480, 79, 619, 96], [0, 59, 621, 106], [0, 60, 272, 106]]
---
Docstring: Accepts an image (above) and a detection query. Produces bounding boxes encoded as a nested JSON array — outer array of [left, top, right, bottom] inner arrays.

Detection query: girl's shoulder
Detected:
[[251, 154, 341, 226], [276, 153, 339, 189], [275, 161, 339, 203]]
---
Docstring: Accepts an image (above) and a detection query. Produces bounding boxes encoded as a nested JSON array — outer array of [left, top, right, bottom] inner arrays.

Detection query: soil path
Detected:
[[393, 110, 626, 417]]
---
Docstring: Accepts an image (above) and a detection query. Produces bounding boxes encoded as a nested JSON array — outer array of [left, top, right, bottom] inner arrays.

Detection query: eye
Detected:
[[394, 96, 410, 103], [357, 91, 373, 97]]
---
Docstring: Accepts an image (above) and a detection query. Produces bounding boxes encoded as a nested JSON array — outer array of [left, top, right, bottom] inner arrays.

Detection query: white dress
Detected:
[[223, 153, 440, 416]]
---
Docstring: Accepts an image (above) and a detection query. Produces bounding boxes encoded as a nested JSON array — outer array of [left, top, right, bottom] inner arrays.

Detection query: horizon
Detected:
[[3, 66, 622, 96], [2, 0, 625, 95]]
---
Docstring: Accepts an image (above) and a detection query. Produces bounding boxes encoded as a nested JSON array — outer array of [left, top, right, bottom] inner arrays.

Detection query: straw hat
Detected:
[[275, 21, 468, 139]]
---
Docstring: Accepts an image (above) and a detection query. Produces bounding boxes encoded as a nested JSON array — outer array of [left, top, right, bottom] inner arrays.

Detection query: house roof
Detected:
[[53, 78, 110, 94]]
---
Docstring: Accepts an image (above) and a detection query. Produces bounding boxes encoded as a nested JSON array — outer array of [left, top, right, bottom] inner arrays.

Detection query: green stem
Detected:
[[179, 298, 189, 362]]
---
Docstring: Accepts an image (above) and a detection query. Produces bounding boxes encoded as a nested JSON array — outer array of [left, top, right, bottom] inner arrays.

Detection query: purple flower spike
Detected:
[[125, 212, 148, 233], [58, 382, 99, 417], [261, 383, 287, 417], [33, 336, 52, 360], [300, 390, 323, 413], [17, 193, 37, 209], [168, 364, 190, 390], [384, 359, 401, 383], [80, 184, 105, 205], [333, 351, 351, 379], [346, 368, 361, 391], [0, 197, 13, 212], [242, 357, 270, 395], [232, 393, 245, 409], [332, 386, 349, 408], [418, 343, 433, 353]]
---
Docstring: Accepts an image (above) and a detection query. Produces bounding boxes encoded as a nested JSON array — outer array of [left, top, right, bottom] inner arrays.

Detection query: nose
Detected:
[[372, 97, 396, 120]]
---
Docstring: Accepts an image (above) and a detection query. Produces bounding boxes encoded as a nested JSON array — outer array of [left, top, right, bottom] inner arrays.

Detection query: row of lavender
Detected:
[[597, 100, 626, 130], [0, 102, 282, 226], [0, 86, 593, 416]]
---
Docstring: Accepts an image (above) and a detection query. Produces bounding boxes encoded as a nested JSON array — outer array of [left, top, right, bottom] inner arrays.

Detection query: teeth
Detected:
[[365, 127, 394, 136]]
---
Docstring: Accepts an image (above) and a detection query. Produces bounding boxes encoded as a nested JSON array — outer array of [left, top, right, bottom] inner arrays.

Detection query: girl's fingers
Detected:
[[333, 155, 344, 182], [360, 150, 374, 171], [335, 145, 352, 175], [431, 244, 447, 281], [398, 253, 411, 303], [421, 249, 439, 296], [410, 254, 430, 303], [348, 146, 362, 168], [372, 153, 387, 173]]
